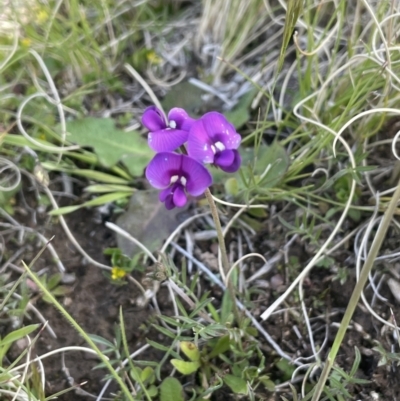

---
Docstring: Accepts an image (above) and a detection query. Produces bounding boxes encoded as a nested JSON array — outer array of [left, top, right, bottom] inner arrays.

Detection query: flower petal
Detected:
[[187, 120, 215, 164], [182, 155, 213, 196], [201, 112, 241, 149], [142, 106, 166, 131], [168, 108, 196, 131], [214, 149, 235, 167], [164, 194, 175, 210], [148, 129, 189, 152], [146, 152, 183, 189], [218, 149, 241, 173], [173, 185, 187, 208], [159, 186, 172, 202]]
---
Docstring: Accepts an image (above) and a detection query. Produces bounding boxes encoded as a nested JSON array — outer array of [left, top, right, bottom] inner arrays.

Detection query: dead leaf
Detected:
[[116, 190, 188, 257]]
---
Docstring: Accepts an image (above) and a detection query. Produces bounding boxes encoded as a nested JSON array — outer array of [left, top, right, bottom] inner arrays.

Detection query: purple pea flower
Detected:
[[187, 112, 241, 173], [142, 106, 196, 152], [146, 152, 212, 210]]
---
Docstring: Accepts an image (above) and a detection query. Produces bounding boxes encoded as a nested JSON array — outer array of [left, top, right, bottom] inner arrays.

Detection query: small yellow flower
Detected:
[[21, 38, 32, 48], [111, 267, 126, 280], [146, 50, 162, 65], [36, 10, 49, 24]]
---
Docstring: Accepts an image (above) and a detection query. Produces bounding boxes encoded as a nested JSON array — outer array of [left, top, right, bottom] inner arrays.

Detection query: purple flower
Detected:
[[142, 106, 196, 152], [146, 152, 212, 210], [187, 112, 241, 173]]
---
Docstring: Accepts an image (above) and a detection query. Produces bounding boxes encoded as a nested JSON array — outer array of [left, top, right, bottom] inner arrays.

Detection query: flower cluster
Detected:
[[143, 106, 241, 209]]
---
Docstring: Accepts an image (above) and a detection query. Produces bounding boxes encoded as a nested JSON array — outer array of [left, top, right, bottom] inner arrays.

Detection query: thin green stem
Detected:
[[204, 188, 240, 324], [23, 261, 136, 401], [311, 178, 400, 401]]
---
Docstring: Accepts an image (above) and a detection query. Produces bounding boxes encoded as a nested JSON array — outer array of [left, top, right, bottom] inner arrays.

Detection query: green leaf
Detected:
[[224, 89, 257, 129], [225, 177, 239, 196], [259, 375, 275, 391], [0, 131, 7, 147], [42, 164, 130, 184], [140, 366, 155, 384], [223, 374, 248, 395], [0, 325, 40, 347], [84, 184, 134, 193], [66, 117, 153, 176], [253, 141, 289, 188], [147, 385, 158, 397], [277, 0, 303, 72], [48, 192, 129, 215], [80, 192, 129, 207], [130, 366, 142, 382], [0, 324, 40, 361], [247, 207, 268, 218], [208, 335, 230, 358], [170, 359, 200, 375], [220, 290, 234, 325], [146, 339, 180, 358], [180, 341, 200, 362], [88, 334, 115, 349], [276, 358, 295, 381], [48, 205, 81, 215], [160, 377, 184, 401], [47, 273, 62, 290], [4, 134, 56, 151], [49, 285, 71, 296]]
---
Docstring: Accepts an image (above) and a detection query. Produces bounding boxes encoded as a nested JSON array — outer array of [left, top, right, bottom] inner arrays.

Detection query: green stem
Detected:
[[311, 178, 400, 401], [23, 261, 136, 401], [204, 189, 240, 324]]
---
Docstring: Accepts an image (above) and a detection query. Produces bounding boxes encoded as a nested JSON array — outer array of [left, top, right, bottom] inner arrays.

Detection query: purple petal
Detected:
[[142, 106, 167, 131], [214, 149, 235, 167], [187, 120, 215, 164], [148, 129, 189, 152], [181, 155, 212, 196], [168, 108, 196, 131], [218, 149, 241, 173], [159, 186, 172, 202], [146, 152, 182, 189], [164, 194, 175, 210], [201, 112, 241, 149], [159, 183, 187, 209], [173, 185, 187, 207]]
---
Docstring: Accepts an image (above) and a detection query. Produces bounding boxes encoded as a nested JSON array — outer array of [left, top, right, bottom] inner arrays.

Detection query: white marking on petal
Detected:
[[203, 144, 208, 151], [180, 176, 187, 186], [169, 120, 177, 129], [211, 145, 216, 154], [214, 141, 225, 151], [170, 175, 179, 184]]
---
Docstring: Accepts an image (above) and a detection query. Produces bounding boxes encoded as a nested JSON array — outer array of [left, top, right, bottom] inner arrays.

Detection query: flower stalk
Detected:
[[204, 188, 240, 324]]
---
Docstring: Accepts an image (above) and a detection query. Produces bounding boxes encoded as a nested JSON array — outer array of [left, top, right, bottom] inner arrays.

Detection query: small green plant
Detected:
[[170, 338, 275, 397], [36, 273, 71, 303], [103, 248, 145, 283], [373, 341, 400, 367]]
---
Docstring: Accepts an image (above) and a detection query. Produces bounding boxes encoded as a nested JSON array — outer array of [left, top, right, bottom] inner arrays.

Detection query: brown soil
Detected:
[[6, 195, 170, 400]]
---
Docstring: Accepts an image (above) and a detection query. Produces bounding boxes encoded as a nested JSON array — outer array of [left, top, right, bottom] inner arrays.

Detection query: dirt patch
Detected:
[[6, 193, 164, 400]]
